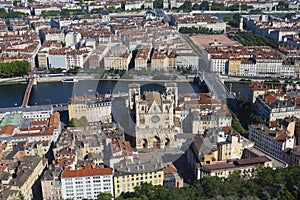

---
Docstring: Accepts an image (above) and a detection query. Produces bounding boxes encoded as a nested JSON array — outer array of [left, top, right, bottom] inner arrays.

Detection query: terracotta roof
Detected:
[[61, 168, 112, 178], [49, 112, 59, 128], [31, 120, 48, 125], [0, 125, 15, 135]]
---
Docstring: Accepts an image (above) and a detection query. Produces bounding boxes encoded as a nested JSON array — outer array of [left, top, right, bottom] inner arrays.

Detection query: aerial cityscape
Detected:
[[1, 0, 300, 199]]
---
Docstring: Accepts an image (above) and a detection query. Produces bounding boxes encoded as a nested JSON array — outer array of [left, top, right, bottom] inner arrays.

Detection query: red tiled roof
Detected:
[[61, 168, 112, 178], [0, 125, 14, 135]]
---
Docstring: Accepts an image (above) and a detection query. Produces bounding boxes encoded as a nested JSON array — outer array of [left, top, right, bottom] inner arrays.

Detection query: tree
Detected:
[[116, 166, 300, 200], [97, 192, 113, 200], [180, 1, 192, 12], [49, 68, 64, 74], [278, 1, 285, 8], [199, 1, 209, 10], [249, 113, 264, 124], [17, 192, 25, 200], [69, 116, 88, 127], [223, 16, 232, 22], [192, 3, 200, 10], [153, 0, 163, 9], [0, 60, 30, 78], [13, 1, 19, 7]]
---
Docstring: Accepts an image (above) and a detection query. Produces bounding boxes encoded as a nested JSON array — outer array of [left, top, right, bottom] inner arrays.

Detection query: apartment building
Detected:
[[151, 49, 176, 70], [173, 14, 226, 32], [68, 94, 112, 124], [104, 45, 132, 70], [7, 156, 47, 200], [39, 28, 65, 43], [255, 93, 300, 122], [48, 48, 88, 69], [61, 167, 113, 199], [135, 48, 151, 70], [249, 124, 295, 159], [206, 46, 287, 77], [113, 163, 164, 197], [41, 168, 62, 200]]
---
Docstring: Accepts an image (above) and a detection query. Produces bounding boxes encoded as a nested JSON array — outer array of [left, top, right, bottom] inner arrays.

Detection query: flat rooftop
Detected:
[[245, 146, 288, 168]]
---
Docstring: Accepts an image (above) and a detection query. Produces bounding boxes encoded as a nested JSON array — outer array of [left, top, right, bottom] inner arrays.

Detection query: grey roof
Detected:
[[5, 142, 26, 160], [101, 9, 109, 16], [0, 105, 52, 114], [9, 156, 45, 187]]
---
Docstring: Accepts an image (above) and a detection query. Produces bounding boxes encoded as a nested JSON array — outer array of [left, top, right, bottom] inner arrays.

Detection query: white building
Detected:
[[61, 167, 113, 200], [175, 51, 199, 70], [255, 94, 300, 122], [249, 124, 295, 159], [210, 56, 227, 74]]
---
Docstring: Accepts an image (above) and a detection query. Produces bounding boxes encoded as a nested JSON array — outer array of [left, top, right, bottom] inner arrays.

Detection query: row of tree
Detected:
[[229, 31, 280, 49], [0, 60, 30, 78], [179, 26, 224, 35], [0, 8, 27, 19], [41, 9, 88, 17], [153, 0, 253, 11], [117, 165, 300, 200], [192, 1, 253, 11]]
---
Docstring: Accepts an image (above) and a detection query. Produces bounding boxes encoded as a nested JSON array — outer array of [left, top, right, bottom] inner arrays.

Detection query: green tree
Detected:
[[17, 192, 25, 200], [223, 15, 232, 22], [199, 1, 209, 10], [69, 116, 88, 127], [97, 192, 113, 200], [153, 0, 163, 9], [49, 68, 64, 74], [249, 113, 264, 124], [13, 1, 19, 7], [192, 3, 200, 10], [180, 1, 192, 12], [278, 1, 285, 8]]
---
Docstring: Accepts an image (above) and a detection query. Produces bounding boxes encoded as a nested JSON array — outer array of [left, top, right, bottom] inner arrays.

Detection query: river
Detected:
[[0, 80, 251, 108], [0, 80, 209, 108]]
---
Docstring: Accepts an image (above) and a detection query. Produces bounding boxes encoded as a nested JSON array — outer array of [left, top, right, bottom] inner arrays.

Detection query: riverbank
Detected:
[[36, 75, 196, 83], [0, 77, 27, 85]]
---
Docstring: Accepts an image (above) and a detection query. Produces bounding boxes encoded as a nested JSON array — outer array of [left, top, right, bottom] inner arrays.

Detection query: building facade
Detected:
[[61, 167, 113, 200]]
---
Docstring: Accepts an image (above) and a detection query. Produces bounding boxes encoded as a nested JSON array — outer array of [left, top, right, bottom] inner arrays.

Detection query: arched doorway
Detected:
[[153, 136, 161, 149], [142, 139, 148, 149]]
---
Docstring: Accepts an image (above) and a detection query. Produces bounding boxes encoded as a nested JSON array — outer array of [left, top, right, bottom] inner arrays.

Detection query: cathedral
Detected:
[[129, 83, 179, 150]]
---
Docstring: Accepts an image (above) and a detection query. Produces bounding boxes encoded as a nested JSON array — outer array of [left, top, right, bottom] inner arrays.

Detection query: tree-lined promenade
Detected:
[[117, 165, 300, 200]]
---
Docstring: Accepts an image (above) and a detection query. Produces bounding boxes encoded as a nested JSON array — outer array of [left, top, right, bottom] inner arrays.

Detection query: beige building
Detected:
[[129, 83, 179, 150], [104, 45, 132, 70], [8, 156, 47, 200], [41, 168, 62, 200], [218, 133, 243, 161], [150, 50, 176, 71], [200, 156, 273, 179], [135, 48, 151, 70], [68, 94, 112, 124], [113, 163, 164, 197], [228, 59, 241, 76]]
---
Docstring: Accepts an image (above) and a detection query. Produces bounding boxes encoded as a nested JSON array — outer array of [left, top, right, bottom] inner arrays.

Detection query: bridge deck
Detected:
[[21, 77, 34, 107]]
